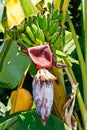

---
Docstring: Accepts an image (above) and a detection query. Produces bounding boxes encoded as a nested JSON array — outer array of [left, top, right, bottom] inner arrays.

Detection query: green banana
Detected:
[[18, 39, 30, 48], [42, 15, 48, 33], [17, 20, 25, 32], [27, 17, 32, 26], [37, 13, 43, 29], [51, 9, 59, 20], [31, 24, 38, 34], [53, 36, 62, 48], [50, 31, 59, 44], [47, 14, 51, 32], [36, 28, 45, 42], [33, 16, 38, 26], [26, 26, 35, 43], [21, 33, 33, 46], [49, 21, 59, 35], [36, 39, 43, 45], [31, 24, 38, 41]]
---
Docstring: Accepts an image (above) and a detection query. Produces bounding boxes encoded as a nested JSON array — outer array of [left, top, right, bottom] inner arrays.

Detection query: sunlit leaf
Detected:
[[64, 31, 76, 55], [20, 0, 39, 18], [6, 0, 25, 29], [66, 44, 76, 55], [65, 31, 73, 44]]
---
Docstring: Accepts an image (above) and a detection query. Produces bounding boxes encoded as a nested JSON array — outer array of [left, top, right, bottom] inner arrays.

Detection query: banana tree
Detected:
[[0, 0, 87, 130]]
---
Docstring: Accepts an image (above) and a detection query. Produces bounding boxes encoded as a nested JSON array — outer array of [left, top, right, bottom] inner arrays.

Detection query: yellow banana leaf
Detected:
[[35, 0, 44, 11], [54, 0, 61, 11], [51, 66, 66, 119], [6, 0, 25, 29], [43, 0, 53, 8]]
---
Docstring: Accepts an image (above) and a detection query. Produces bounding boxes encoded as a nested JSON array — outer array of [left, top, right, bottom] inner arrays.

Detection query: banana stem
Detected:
[[76, 89, 87, 130], [64, 58, 87, 130], [66, 12, 87, 107], [74, 111, 83, 130], [81, 0, 87, 64]]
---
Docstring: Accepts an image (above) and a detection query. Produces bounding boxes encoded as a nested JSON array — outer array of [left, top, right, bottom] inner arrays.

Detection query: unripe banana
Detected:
[[51, 66, 66, 119], [47, 14, 51, 31], [51, 9, 59, 20], [17, 21, 25, 32], [42, 15, 48, 33], [18, 39, 30, 48], [38, 13, 43, 29], [36, 28, 45, 42], [27, 17, 32, 26], [50, 22, 59, 35], [36, 39, 43, 45], [31, 24, 38, 34], [53, 37, 62, 48], [33, 16, 38, 26], [50, 32, 59, 44], [21, 33, 33, 46], [26, 26, 35, 43]]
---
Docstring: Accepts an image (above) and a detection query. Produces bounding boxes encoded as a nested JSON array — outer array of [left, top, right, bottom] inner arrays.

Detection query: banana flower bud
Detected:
[[32, 69, 56, 125]]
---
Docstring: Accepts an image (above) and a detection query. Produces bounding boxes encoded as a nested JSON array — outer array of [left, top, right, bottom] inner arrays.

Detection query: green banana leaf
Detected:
[[20, 0, 39, 18], [0, 0, 6, 22], [0, 110, 70, 130], [0, 40, 31, 89]]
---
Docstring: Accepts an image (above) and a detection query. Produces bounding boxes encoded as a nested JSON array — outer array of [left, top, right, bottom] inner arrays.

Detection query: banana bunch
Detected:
[[16, 7, 62, 49], [51, 66, 66, 119], [16, 4, 66, 121]]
